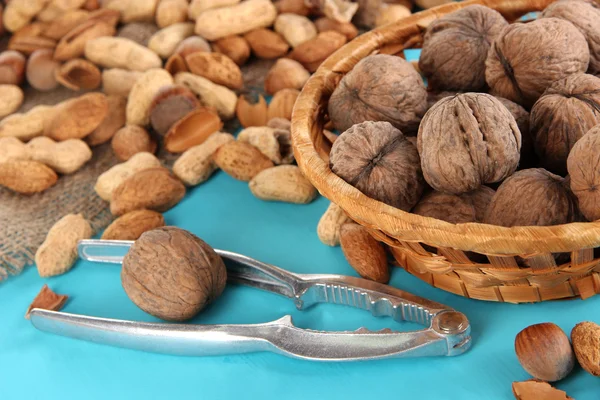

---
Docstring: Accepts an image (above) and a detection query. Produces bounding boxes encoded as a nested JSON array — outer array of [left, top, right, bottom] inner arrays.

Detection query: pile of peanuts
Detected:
[[0, 0, 446, 278]]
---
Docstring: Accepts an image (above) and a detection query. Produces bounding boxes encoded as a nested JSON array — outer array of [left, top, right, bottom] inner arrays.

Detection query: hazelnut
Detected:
[[111, 125, 157, 161], [530, 73, 600, 175], [515, 323, 574, 382], [418, 93, 521, 194], [148, 84, 200, 136], [236, 93, 268, 128], [25, 49, 60, 91], [122, 227, 227, 321], [484, 169, 578, 227], [328, 54, 427, 134], [419, 5, 507, 91], [0, 50, 26, 85], [567, 125, 600, 221], [571, 321, 600, 377], [267, 88, 299, 121], [541, 0, 600, 75], [485, 18, 590, 107], [330, 121, 424, 211]]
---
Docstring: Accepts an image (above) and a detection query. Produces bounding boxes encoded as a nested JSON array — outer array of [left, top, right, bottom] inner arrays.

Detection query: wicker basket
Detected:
[[291, 0, 600, 303]]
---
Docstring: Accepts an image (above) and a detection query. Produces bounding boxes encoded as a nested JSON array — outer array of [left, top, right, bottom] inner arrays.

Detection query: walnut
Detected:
[[495, 96, 535, 168], [328, 54, 427, 134], [530, 73, 600, 175], [567, 125, 600, 221], [541, 0, 600, 75], [485, 18, 590, 108], [427, 91, 460, 110], [329, 121, 424, 211], [484, 168, 578, 227], [417, 93, 521, 194], [419, 5, 507, 92], [121, 227, 227, 321], [413, 186, 494, 224]]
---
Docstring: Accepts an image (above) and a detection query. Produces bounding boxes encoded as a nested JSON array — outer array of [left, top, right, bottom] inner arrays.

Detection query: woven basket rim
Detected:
[[290, 0, 600, 256]]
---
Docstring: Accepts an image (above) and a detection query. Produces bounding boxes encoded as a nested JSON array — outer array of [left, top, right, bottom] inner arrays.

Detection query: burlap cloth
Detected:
[[0, 59, 273, 281]]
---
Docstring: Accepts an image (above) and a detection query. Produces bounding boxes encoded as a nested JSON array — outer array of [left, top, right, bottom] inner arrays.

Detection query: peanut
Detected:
[[95, 152, 161, 201], [35, 214, 92, 277], [103, 0, 159, 23], [148, 22, 195, 59], [110, 167, 186, 216], [0, 84, 23, 118], [126, 68, 174, 126], [3, 0, 48, 32], [173, 132, 234, 185], [213, 140, 274, 181], [0, 160, 58, 194], [317, 202, 350, 246], [111, 125, 157, 161], [249, 165, 317, 203], [37, 0, 87, 22], [174, 36, 212, 57], [237, 126, 292, 164], [274, 14, 317, 48], [174, 72, 237, 120], [101, 209, 165, 240], [84, 37, 162, 71], [188, 0, 241, 19], [54, 20, 117, 61], [102, 68, 143, 96], [27, 136, 92, 174], [0, 137, 30, 163], [156, 0, 188, 28], [0, 105, 55, 141], [194, 0, 277, 41]]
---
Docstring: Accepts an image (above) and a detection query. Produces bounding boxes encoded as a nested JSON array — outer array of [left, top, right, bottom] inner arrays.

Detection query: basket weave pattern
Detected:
[[291, 0, 600, 303]]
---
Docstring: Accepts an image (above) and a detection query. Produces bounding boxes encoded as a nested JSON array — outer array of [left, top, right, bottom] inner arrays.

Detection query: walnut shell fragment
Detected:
[[25, 285, 68, 320], [485, 18, 590, 107], [541, 0, 600, 75], [417, 93, 521, 194], [419, 5, 508, 91], [329, 54, 427, 134], [330, 121, 424, 211], [484, 168, 578, 227], [571, 321, 600, 377], [102, 209, 165, 240], [531, 73, 600, 175], [122, 227, 226, 321], [567, 125, 600, 221]]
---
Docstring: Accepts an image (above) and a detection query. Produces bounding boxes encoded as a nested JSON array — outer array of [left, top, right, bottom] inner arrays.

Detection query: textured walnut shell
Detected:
[[110, 167, 186, 216], [495, 96, 534, 168], [531, 73, 600, 175], [413, 191, 476, 224], [419, 5, 507, 91], [567, 125, 600, 221], [329, 54, 427, 134], [330, 121, 424, 211], [417, 93, 521, 194], [485, 18, 590, 107], [461, 186, 495, 222], [484, 168, 578, 227], [541, 0, 600, 75], [149, 85, 201, 136], [122, 227, 226, 321], [101, 209, 165, 240]]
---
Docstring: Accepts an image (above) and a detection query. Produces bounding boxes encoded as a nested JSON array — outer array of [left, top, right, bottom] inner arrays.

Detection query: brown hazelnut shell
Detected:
[[149, 84, 201, 136], [164, 107, 223, 153], [111, 125, 157, 161]]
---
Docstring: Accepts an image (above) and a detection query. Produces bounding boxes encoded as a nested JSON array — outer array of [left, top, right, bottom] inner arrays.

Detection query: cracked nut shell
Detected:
[[329, 54, 427, 134], [330, 121, 424, 211], [419, 5, 507, 91], [122, 227, 226, 321], [418, 93, 521, 194]]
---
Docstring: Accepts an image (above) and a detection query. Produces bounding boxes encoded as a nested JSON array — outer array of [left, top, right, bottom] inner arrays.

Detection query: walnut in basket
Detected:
[[495, 96, 535, 168], [484, 168, 578, 227], [417, 93, 521, 194], [412, 186, 494, 224], [567, 125, 600, 222], [328, 54, 427, 134], [530, 73, 600, 175], [329, 121, 424, 211], [419, 5, 507, 92], [485, 18, 590, 107], [541, 0, 600, 76]]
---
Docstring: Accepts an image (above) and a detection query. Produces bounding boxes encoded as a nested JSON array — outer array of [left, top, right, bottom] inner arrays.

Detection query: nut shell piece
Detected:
[[121, 227, 226, 321], [530, 73, 600, 175], [329, 54, 427, 134], [485, 18, 590, 107], [571, 321, 600, 377], [484, 168, 578, 227], [419, 5, 507, 91], [330, 121, 424, 211], [417, 93, 521, 194], [149, 85, 201, 136]]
